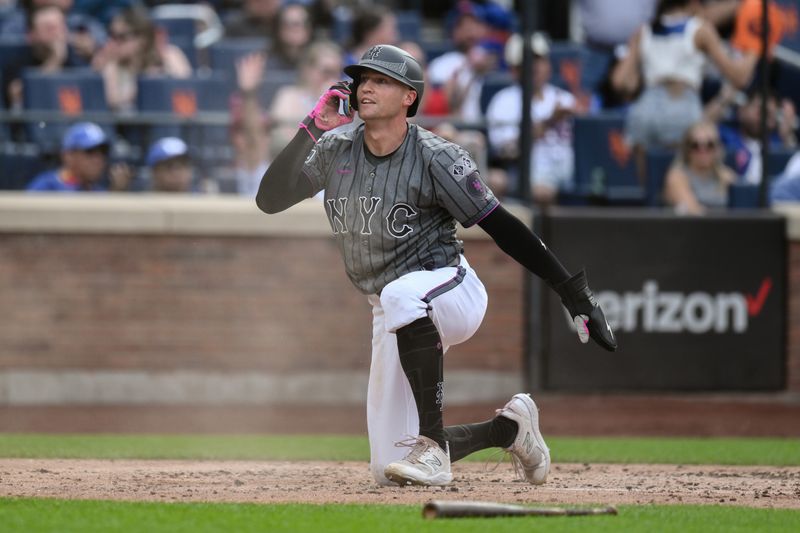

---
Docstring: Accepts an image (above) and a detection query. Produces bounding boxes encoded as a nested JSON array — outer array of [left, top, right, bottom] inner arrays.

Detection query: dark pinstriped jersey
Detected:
[[302, 123, 498, 295]]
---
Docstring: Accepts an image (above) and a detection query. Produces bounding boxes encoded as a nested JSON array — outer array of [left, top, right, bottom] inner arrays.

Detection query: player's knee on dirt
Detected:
[[379, 280, 429, 333]]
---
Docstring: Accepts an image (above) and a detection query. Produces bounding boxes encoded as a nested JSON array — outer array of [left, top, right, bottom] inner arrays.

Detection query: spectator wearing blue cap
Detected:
[[27, 121, 130, 191], [146, 137, 194, 193], [427, 1, 513, 123]]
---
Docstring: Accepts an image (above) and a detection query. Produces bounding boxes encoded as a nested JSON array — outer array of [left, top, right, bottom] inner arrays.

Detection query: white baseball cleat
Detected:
[[384, 435, 453, 487], [496, 393, 550, 485]]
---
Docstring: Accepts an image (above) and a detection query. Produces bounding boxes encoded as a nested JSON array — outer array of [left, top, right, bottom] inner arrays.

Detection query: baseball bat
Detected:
[[422, 500, 618, 519]]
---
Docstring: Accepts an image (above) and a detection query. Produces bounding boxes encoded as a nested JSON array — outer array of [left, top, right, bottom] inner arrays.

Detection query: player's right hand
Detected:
[[554, 269, 617, 352], [308, 81, 354, 131]]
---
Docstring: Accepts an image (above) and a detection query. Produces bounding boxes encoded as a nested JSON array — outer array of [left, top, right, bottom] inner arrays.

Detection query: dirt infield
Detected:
[[1, 459, 798, 509]]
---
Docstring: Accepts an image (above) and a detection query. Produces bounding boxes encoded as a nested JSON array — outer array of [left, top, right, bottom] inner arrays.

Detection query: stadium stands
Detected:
[[0, 1, 798, 203], [21, 69, 110, 152], [572, 113, 644, 204]]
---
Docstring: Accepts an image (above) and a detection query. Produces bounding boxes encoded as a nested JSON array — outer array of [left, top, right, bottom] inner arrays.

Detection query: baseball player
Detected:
[[256, 44, 616, 487]]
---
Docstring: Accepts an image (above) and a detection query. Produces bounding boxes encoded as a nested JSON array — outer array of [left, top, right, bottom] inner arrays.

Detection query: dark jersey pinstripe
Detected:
[[301, 123, 498, 295]]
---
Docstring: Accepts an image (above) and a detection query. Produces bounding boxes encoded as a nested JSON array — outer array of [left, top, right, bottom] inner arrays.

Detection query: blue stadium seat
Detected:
[[420, 40, 453, 65], [154, 17, 196, 43], [21, 69, 109, 151], [549, 41, 610, 94], [548, 41, 583, 92], [572, 113, 644, 204], [728, 182, 762, 208], [644, 148, 676, 206], [208, 38, 266, 79], [136, 74, 233, 156], [479, 72, 514, 115], [768, 147, 796, 175], [0, 145, 50, 190], [396, 10, 421, 42], [257, 70, 300, 110]]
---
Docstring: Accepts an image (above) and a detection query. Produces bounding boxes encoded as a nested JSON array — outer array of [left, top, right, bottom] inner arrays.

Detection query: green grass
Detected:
[[0, 433, 798, 466], [0, 499, 798, 533]]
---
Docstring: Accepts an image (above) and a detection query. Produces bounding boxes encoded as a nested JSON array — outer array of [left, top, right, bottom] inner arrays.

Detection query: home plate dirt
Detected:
[[1, 459, 799, 508]]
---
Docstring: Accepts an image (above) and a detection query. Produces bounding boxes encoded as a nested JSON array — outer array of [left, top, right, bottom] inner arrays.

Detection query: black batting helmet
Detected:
[[344, 44, 425, 117]]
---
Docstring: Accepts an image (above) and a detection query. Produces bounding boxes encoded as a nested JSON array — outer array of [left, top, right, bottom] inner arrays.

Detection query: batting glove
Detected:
[[554, 269, 617, 352], [307, 81, 354, 132]]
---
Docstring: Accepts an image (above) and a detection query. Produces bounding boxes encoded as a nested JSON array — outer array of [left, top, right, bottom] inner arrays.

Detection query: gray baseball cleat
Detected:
[[384, 436, 453, 486], [496, 393, 550, 485]]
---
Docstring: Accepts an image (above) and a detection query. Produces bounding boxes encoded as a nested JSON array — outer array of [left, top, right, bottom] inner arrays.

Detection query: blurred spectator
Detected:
[[573, 0, 657, 110], [663, 120, 736, 214], [1, 0, 107, 61], [610, 0, 758, 159], [712, 87, 798, 184], [269, 40, 343, 152], [230, 52, 272, 197], [266, 1, 315, 72], [575, 0, 657, 51], [397, 40, 449, 116], [145, 136, 194, 192], [92, 4, 192, 112], [486, 32, 580, 204], [770, 151, 800, 202], [1, 5, 88, 110], [224, 0, 281, 39], [427, 1, 504, 124], [26, 122, 131, 191], [343, 5, 399, 66]]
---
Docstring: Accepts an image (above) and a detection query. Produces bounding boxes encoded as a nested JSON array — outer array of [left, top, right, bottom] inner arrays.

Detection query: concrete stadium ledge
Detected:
[[0, 192, 523, 238], [773, 203, 800, 240]]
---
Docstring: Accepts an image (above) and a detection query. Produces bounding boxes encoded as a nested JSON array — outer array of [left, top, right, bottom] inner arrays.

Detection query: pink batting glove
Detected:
[[308, 81, 354, 131]]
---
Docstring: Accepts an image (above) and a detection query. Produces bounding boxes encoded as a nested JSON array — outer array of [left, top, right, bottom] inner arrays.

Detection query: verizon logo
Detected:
[[564, 279, 772, 334]]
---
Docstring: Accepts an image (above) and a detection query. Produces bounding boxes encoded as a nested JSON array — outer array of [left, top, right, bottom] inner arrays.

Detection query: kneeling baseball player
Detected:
[[256, 44, 617, 487]]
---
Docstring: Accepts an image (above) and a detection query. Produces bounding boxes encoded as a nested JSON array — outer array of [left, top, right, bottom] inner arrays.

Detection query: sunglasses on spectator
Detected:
[[689, 139, 717, 151]]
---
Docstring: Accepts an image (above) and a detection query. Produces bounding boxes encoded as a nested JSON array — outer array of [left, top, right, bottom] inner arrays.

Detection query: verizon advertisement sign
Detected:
[[531, 210, 786, 391]]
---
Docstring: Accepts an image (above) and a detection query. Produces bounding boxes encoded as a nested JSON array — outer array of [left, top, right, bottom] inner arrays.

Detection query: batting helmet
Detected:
[[344, 44, 425, 117]]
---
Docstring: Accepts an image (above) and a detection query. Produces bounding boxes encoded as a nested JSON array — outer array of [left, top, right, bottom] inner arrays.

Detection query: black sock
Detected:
[[444, 416, 519, 462], [396, 316, 446, 449]]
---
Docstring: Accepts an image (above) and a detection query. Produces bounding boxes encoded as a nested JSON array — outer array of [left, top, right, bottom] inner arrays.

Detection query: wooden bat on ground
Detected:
[[422, 500, 618, 519]]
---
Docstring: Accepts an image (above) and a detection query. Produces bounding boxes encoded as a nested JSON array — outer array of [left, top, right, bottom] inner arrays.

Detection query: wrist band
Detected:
[[299, 119, 318, 143]]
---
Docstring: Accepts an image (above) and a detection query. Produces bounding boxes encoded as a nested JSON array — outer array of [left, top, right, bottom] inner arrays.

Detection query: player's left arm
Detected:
[[478, 205, 617, 352]]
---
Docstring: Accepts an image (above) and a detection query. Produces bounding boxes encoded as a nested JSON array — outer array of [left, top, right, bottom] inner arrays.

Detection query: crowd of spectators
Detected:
[[1, 0, 799, 208]]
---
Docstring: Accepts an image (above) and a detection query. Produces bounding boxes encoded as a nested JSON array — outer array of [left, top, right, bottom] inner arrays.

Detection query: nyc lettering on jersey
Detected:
[[563, 279, 773, 334], [326, 197, 418, 238]]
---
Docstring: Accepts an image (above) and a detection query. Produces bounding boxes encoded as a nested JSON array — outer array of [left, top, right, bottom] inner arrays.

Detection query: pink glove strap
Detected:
[[298, 120, 318, 143]]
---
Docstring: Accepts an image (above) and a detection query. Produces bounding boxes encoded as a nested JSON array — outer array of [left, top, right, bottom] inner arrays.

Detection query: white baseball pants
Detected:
[[366, 254, 488, 485]]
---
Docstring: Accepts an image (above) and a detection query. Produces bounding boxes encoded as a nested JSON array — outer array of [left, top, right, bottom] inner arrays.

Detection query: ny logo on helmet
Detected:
[[365, 46, 383, 60]]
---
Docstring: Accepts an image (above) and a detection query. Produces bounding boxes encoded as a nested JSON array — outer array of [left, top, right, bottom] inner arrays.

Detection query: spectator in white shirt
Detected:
[[486, 32, 581, 204]]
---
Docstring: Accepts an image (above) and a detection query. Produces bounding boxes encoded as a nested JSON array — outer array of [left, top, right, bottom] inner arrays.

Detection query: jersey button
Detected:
[[369, 172, 375, 178]]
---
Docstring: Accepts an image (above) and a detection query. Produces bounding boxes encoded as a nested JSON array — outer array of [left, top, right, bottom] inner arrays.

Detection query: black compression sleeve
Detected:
[[477, 205, 571, 287], [255, 123, 320, 214]]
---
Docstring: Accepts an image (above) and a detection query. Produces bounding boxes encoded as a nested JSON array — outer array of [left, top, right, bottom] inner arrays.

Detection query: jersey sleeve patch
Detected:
[[449, 155, 476, 182], [466, 171, 487, 198]]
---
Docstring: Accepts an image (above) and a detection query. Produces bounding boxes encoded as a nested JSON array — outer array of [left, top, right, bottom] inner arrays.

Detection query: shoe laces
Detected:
[[482, 448, 526, 482], [394, 436, 430, 463], [487, 407, 527, 482]]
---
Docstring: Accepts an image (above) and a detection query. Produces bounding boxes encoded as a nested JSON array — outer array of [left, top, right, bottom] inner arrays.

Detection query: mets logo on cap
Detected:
[[365, 46, 383, 60]]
